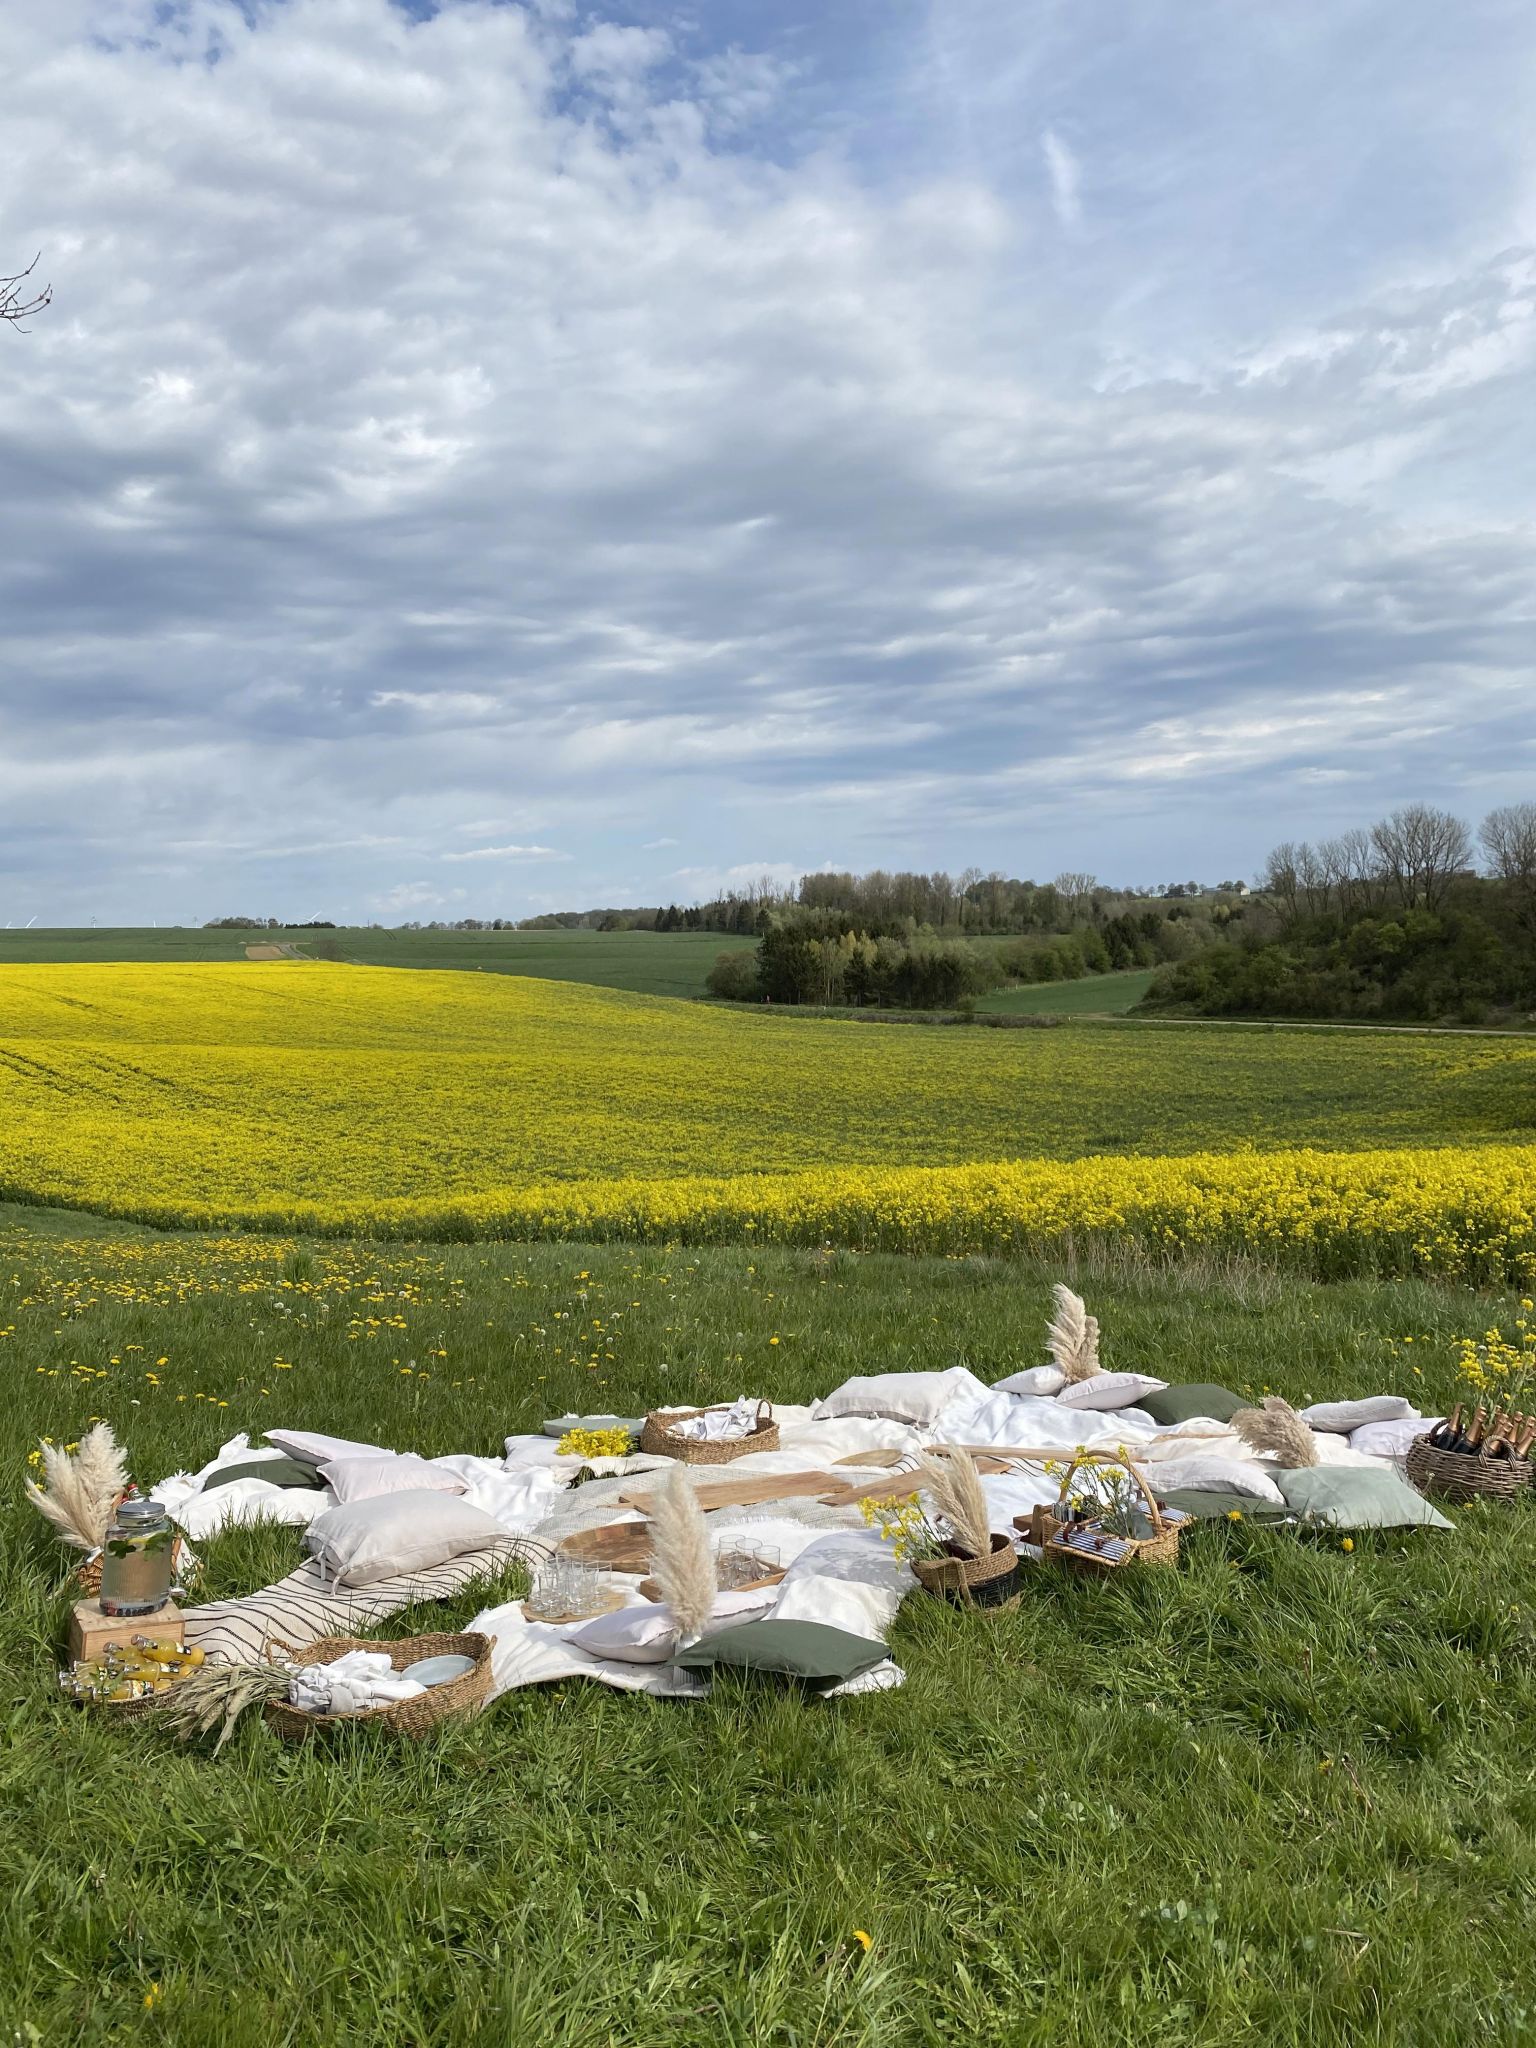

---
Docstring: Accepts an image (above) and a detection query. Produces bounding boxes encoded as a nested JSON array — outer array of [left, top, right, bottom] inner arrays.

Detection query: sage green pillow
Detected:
[[204, 1455, 325, 1492], [1276, 1466, 1454, 1531], [1155, 1487, 1287, 1523], [1135, 1381, 1247, 1426], [674, 1620, 888, 1684]]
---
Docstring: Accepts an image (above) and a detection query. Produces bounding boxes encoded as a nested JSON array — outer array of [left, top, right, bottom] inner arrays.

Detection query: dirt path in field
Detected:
[[244, 943, 305, 960]]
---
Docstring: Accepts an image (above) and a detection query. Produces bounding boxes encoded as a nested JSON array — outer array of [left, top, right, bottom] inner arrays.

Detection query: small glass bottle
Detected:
[[98, 1497, 175, 1617]]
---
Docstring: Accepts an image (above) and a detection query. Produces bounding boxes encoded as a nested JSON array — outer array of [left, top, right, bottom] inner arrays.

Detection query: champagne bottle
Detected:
[[1462, 1406, 1488, 1455], [1430, 1403, 1463, 1452], [1515, 1419, 1536, 1461]]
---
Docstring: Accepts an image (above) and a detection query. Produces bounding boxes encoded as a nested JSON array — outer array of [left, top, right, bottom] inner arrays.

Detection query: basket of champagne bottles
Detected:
[[1407, 1403, 1536, 1504]]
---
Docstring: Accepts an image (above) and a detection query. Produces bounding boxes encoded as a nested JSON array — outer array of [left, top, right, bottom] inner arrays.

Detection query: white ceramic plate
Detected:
[[401, 1653, 475, 1687]]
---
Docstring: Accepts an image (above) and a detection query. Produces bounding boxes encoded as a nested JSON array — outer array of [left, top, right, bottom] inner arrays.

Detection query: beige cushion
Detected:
[[1300, 1396, 1416, 1432], [1055, 1371, 1167, 1412], [320, 1454, 468, 1504], [993, 1366, 1066, 1397], [1146, 1456, 1285, 1504], [306, 1489, 509, 1588], [813, 1368, 989, 1427]]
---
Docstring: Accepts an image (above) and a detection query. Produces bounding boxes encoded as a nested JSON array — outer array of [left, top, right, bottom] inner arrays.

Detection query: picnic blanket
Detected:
[[158, 1366, 1440, 1697]]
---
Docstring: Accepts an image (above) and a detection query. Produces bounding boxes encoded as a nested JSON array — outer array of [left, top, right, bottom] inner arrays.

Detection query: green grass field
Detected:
[[0, 926, 754, 999], [977, 969, 1157, 1016], [0, 927, 257, 964], [4, 1202, 1533, 2045]]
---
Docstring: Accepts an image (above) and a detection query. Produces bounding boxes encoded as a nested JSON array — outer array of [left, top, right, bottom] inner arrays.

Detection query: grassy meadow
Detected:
[[0, 925, 752, 998], [3, 1202, 1535, 2046], [977, 968, 1156, 1016], [1, 963, 1535, 1268]]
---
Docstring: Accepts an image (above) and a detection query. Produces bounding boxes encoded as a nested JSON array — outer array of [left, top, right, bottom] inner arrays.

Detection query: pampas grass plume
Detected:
[[919, 1448, 992, 1561], [1231, 1397, 1319, 1468], [23, 1421, 129, 1551], [649, 1462, 716, 1642], [1047, 1284, 1100, 1384]]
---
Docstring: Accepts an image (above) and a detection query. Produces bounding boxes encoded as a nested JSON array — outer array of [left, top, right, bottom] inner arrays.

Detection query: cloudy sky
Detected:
[[1, 0, 1532, 924]]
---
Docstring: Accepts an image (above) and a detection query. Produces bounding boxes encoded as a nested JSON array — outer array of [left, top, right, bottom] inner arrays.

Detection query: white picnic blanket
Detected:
[[155, 1369, 1437, 1702]]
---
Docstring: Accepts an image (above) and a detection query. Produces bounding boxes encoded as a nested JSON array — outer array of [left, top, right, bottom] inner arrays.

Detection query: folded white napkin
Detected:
[[669, 1397, 760, 1443], [288, 1648, 427, 1715]]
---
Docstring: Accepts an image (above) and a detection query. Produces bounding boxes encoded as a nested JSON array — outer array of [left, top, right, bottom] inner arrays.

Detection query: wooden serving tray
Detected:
[[556, 1522, 654, 1572]]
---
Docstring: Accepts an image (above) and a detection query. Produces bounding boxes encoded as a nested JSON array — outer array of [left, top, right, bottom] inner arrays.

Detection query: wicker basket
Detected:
[[1406, 1433, 1533, 1504], [639, 1401, 779, 1465], [911, 1530, 1017, 1597], [263, 1632, 492, 1743], [1042, 1453, 1181, 1572]]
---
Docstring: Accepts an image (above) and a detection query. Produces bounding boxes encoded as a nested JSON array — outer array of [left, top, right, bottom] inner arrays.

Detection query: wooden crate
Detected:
[[67, 1597, 183, 1664]]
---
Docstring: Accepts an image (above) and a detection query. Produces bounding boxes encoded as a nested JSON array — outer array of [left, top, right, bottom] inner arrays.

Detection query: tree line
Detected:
[[1145, 802, 1536, 1024], [707, 902, 1209, 1010]]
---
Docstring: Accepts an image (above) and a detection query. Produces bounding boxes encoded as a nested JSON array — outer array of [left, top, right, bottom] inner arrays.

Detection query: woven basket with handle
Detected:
[[263, 1632, 492, 1742], [910, 1530, 1016, 1598], [639, 1401, 779, 1465], [1406, 1433, 1533, 1504], [1041, 1452, 1180, 1572]]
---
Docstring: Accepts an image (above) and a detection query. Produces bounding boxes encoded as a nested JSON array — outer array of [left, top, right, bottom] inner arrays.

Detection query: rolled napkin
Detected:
[[668, 1397, 761, 1443], [288, 1648, 428, 1716]]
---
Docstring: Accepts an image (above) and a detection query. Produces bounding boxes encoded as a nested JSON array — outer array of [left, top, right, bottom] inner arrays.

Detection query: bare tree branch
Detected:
[[1, 253, 52, 330]]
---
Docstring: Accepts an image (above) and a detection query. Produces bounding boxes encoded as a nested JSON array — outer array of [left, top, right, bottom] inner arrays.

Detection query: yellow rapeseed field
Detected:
[[1, 961, 1533, 1276]]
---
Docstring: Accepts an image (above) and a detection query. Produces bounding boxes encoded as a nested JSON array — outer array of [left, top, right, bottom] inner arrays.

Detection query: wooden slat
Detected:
[[616, 1470, 841, 1514], [818, 1470, 928, 1508]]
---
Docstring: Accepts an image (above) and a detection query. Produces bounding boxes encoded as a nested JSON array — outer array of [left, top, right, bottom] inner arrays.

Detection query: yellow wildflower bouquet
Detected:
[[556, 1425, 634, 1459], [858, 1492, 946, 1564], [1456, 1302, 1536, 1399]]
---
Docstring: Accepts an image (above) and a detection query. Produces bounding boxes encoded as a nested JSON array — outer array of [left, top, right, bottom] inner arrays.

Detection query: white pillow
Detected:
[[569, 1604, 678, 1664], [1309, 1433, 1380, 1467], [1137, 1425, 1239, 1459], [1350, 1417, 1439, 1461], [266, 1427, 395, 1468], [1145, 1456, 1286, 1505], [993, 1366, 1066, 1397], [320, 1454, 468, 1504], [1300, 1396, 1416, 1432], [306, 1490, 509, 1588], [813, 1367, 991, 1427], [1056, 1372, 1168, 1412], [569, 1587, 777, 1666]]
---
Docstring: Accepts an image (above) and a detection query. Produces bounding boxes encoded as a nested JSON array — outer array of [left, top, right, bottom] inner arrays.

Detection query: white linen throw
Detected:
[[288, 1648, 427, 1715]]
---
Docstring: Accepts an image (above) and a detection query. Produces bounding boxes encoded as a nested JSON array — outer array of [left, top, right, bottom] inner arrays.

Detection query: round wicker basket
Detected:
[[911, 1530, 1017, 1596], [1406, 1433, 1533, 1504], [639, 1401, 779, 1465], [263, 1632, 492, 1743]]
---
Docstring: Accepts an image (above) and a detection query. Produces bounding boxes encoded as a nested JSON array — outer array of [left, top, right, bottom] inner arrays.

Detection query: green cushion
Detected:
[[1135, 1381, 1247, 1426], [1155, 1487, 1288, 1523], [204, 1455, 326, 1493], [1276, 1466, 1454, 1531], [674, 1620, 888, 1684]]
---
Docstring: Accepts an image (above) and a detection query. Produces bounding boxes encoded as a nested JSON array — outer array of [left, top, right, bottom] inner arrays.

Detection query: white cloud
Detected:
[[370, 881, 468, 914], [439, 843, 570, 862], [1041, 129, 1082, 228], [0, 0, 1531, 920]]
